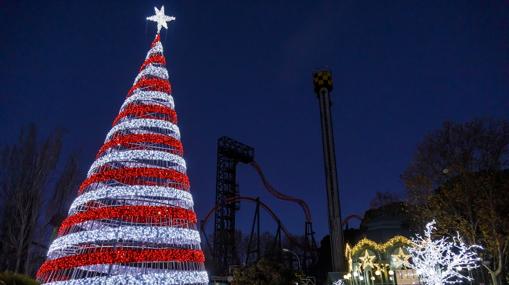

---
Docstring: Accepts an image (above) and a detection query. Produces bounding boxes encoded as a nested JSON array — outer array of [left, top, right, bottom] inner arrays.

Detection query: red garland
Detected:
[[112, 104, 178, 126], [140, 55, 166, 72], [127, 78, 171, 96], [96, 133, 183, 158], [151, 34, 161, 47], [79, 167, 190, 193], [37, 248, 204, 277], [58, 205, 197, 235]]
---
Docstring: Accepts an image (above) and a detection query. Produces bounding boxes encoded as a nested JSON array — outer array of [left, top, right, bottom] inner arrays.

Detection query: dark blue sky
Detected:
[[1, 1, 508, 241]]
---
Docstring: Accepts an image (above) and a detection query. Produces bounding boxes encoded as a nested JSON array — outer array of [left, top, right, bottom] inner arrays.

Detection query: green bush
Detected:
[[0, 272, 39, 285]]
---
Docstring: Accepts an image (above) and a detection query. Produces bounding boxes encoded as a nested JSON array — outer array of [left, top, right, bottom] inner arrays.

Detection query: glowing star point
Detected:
[[359, 250, 376, 270], [391, 247, 410, 269], [146, 5, 176, 33]]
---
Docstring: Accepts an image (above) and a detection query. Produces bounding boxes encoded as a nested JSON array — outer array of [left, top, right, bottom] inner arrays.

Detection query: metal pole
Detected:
[[313, 70, 345, 274], [283, 248, 302, 271]]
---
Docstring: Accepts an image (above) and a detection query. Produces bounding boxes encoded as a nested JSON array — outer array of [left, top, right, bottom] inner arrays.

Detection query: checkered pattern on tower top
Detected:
[[36, 34, 209, 285]]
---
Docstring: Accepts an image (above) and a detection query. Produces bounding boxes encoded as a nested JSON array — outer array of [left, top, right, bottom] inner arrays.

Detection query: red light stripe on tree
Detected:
[[151, 34, 161, 47], [79, 167, 190, 193], [140, 55, 166, 71], [112, 104, 177, 126], [57, 205, 197, 235], [128, 78, 171, 96], [37, 248, 204, 277], [96, 133, 183, 158]]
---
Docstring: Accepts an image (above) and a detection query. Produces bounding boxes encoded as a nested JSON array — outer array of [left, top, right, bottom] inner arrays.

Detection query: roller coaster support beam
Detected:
[[245, 197, 261, 266], [303, 221, 317, 270]]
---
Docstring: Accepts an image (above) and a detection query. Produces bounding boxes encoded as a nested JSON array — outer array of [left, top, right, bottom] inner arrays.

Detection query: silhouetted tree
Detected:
[[369, 191, 401, 209], [402, 118, 509, 285], [0, 125, 80, 276]]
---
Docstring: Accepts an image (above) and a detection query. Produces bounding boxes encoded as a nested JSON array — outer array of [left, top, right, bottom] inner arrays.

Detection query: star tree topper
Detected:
[[147, 5, 176, 33]]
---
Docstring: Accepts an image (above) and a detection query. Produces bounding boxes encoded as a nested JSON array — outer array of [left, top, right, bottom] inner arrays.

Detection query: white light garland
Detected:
[[76, 264, 205, 275], [42, 271, 208, 285], [70, 185, 193, 214], [77, 264, 178, 275], [73, 215, 193, 234], [106, 118, 180, 142], [134, 65, 169, 84], [407, 220, 482, 285], [88, 150, 186, 177], [48, 226, 200, 259], [121, 91, 174, 111]]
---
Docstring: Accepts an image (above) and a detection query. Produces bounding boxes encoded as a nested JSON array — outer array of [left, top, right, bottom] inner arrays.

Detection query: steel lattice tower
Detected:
[[213, 137, 254, 275]]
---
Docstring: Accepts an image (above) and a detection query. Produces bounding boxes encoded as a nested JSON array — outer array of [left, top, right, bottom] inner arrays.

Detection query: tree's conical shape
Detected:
[[37, 34, 209, 285]]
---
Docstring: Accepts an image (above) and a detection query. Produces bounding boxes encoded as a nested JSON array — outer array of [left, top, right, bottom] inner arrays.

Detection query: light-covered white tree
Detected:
[[407, 220, 482, 285]]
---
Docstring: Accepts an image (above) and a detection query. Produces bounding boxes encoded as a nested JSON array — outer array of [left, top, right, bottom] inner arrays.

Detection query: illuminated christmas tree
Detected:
[[36, 6, 209, 285]]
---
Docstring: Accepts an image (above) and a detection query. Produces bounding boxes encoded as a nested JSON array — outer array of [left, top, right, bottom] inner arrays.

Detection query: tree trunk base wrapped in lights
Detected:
[[36, 6, 209, 285]]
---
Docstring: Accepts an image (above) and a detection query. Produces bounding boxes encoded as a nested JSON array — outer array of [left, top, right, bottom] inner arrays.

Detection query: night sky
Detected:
[[1, 1, 508, 241]]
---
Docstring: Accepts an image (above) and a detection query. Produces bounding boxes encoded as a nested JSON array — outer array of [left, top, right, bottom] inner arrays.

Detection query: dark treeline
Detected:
[[402, 118, 509, 285], [0, 124, 81, 276]]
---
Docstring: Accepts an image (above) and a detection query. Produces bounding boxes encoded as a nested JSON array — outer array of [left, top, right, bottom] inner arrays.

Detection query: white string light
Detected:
[[88, 149, 186, 177], [42, 271, 208, 285], [76, 264, 205, 275], [48, 226, 200, 259], [69, 185, 193, 214], [105, 118, 180, 142], [134, 65, 169, 84], [407, 220, 482, 285], [73, 215, 193, 233], [121, 91, 174, 111]]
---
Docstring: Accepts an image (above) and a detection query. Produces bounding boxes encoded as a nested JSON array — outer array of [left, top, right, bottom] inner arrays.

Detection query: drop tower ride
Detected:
[[313, 70, 345, 275]]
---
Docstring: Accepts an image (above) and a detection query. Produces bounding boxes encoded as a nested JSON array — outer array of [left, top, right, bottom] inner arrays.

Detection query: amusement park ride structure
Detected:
[[313, 70, 346, 274], [202, 70, 346, 280], [201, 136, 318, 277]]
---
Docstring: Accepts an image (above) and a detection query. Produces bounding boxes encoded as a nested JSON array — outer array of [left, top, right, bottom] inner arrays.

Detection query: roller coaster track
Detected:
[[201, 195, 308, 250], [342, 214, 363, 226], [250, 161, 313, 223], [251, 160, 362, 228], [202, 198, 362, 250]]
